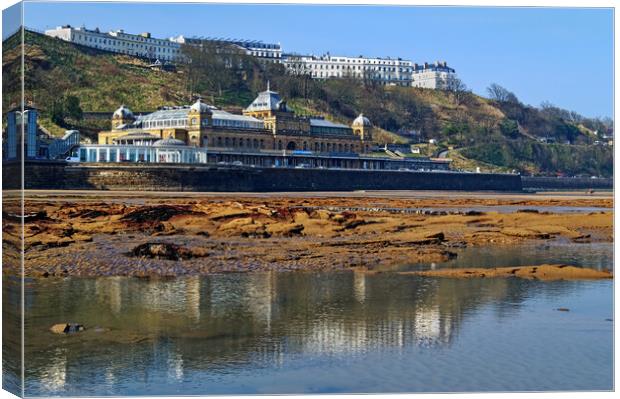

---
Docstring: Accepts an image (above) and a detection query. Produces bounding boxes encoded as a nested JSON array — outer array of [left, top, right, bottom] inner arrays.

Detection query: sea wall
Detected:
[[3, 161, 523, 192], [522, 176, 613, 191]]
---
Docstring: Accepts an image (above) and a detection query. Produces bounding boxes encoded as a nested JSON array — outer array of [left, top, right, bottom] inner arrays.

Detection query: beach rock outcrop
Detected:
[[50, 323, 85, 334], [130, 242, 208, 260]]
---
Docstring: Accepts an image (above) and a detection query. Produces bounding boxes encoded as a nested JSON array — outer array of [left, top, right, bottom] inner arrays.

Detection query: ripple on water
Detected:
[[6, 244, 614, 395]]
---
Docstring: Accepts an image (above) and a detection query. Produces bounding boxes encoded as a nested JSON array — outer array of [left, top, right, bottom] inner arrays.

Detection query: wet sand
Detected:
[[2, 192, 613, 277], [394, 264, 613, 280]]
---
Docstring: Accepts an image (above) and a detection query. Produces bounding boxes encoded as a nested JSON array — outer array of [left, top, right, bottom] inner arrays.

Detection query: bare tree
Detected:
[[444, 76, 470, 106], [283, 54, 313, 99], [181, 40, 248, 98], [487, 83, 520, 104]]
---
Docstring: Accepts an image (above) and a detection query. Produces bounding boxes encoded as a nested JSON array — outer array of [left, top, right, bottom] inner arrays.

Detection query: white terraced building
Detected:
[[283, 53, 456, 89], [44, 25, 281, 63], [45, 25, 182, 62], [169, 35, 282, 63], [44, 25, 455, 88]]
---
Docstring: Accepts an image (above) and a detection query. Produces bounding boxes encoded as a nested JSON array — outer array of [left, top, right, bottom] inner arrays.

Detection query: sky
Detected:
[[10, 1, 615, 118]]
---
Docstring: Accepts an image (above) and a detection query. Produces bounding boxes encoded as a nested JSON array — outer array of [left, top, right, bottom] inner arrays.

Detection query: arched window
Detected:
[[253, 139, 258, 148], [225, 137, 230, 147], [232, 138, 237, 147], [239, 138, 244, 147], [278, 140, 283, 150], [260, 139, 264, 149], [338, 143, 343, 152], [217, 137, 222, 147], [303, 141, 307, 150]]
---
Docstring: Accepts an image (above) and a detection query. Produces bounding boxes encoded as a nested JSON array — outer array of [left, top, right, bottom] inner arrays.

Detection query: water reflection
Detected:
[[403, 242, 614, 272], [4, 263, 611, 395]]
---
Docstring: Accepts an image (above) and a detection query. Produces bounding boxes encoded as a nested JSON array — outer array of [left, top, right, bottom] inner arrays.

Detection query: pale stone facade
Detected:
[[45, 25, 281, 63], [283, 54, 456, 89], [98, 88, 373, 154]]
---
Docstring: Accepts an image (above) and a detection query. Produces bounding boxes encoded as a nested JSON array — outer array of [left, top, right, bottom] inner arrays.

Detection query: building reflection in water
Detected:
[[40, 348, 67, 393], [17, 270, 588, 393]]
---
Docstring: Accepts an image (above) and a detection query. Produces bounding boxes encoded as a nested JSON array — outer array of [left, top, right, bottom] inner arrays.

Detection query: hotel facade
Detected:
[[284, 54, 456, 89], [44, 25, 282, 63], [44, 25, 456, 88]]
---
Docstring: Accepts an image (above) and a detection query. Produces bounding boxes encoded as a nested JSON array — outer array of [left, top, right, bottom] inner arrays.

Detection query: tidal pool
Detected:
[[3, 243, 614, 396]]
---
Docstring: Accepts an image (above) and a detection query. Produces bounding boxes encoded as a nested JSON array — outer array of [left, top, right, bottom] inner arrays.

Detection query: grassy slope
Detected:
[[5, 30, 612, 176]]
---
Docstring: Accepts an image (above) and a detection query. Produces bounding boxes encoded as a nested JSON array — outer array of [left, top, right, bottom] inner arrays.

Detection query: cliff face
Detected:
[[4, 30, 613, 177]]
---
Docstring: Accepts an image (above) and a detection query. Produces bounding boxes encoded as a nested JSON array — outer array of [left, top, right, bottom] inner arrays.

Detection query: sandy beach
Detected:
[[2, 191, 613, 277]]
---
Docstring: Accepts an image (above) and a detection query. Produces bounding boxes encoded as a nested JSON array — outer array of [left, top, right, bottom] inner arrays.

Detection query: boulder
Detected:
[[130, 242, 207, 260], [50, 323, 85, 334], [313, 209, 333, 220], [218, 217, 254, 231], [266, 222, 304, 236]]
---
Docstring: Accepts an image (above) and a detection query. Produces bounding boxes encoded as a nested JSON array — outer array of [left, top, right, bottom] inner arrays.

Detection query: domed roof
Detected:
[[153, 137, 186, 147], [113, 105, 134, 119], [244, 82, 291, 113], [190, 98, 212, 114], [352, 113, 372, 127]]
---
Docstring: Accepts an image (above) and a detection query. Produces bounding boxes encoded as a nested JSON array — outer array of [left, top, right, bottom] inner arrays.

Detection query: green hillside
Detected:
[[3, 29, 613, 176]]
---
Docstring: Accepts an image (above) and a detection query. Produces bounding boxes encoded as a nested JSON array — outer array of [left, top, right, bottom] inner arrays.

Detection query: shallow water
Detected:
[[3, 243, 614, 396], [398, 242, 614, 272]]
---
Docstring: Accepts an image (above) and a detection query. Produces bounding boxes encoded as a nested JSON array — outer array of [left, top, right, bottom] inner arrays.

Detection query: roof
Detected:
[[244, 89, 289, 112], [136, 107, 190, 122], [352, 113, 372, 127], [122, 102, 265, 129], [310, 118, 350, 129], [153, 137, 186, 147], [190, 98, 212, 113], [113, 105, 134, 119], [114, 132, 159, 141], [211, 110, 262, 123]]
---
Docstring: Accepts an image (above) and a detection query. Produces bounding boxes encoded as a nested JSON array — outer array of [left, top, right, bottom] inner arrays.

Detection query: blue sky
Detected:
[[15, 2, 615, 118]]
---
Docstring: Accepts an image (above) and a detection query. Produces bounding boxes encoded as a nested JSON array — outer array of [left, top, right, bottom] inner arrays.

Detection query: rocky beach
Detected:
[[2, 191, 613, 278]]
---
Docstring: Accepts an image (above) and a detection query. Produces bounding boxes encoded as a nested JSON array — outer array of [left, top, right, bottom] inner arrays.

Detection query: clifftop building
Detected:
[[44, 24, 456, 89], [283, 53, 456, 89], [44, 25, 281, 63], [45, 25, 182, 62], [170, 35, 281, 63]]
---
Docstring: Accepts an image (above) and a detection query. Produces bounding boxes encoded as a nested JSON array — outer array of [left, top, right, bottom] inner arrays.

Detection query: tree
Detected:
[[282, 54, 314, 99], [486, 83, 519, 104], [499, 118, 520, 139], [64, 95, 83, 121], [181, 40, 249, 98], [444, 76, 470, 106], [49, 98, 65, 126]]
